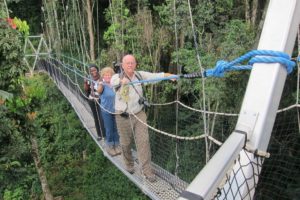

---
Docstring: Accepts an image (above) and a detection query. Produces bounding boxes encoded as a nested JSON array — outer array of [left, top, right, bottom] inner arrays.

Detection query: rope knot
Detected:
[[204, 50, 296, 77], [206, 60, 229, 77]]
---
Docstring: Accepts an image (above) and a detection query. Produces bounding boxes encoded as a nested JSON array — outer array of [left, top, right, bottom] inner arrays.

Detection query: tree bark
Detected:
[[251, 0, 258, 26], [245, 0, 251, 24], [31, 135, 54, 200], [86, 0, 95, 61], [253, 0, 269, 48]]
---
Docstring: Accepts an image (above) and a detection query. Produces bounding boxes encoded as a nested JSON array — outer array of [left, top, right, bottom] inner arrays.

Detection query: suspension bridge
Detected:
[[23, 1, 300, 200]]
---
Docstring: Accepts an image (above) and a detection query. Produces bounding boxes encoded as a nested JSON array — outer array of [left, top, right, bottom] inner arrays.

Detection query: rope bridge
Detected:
[[38, 55, 237, 199], [20, 0, 300, 198], [34, 49, 300, 199]]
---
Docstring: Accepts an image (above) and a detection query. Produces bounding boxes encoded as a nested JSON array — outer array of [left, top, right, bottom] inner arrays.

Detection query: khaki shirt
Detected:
[[111, 71, 164, 114]]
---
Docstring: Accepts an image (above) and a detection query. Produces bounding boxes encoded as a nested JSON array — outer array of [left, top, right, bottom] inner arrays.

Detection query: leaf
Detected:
[[10, 160, 21, 167], [0, 90, 13, 100]]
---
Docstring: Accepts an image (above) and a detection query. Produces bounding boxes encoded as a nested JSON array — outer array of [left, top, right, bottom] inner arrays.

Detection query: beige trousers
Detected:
[[115, 110, 153, 176]]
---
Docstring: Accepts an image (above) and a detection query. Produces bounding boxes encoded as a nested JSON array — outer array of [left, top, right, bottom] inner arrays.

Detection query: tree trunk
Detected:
[[31, 135, 54, 200], [245, 0, 251, 24], [252, 0, 269, 48], [251, 0, 258, 26], [86, 0, 95, 61]]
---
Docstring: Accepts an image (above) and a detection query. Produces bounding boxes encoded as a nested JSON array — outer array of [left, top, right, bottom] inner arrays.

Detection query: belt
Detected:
[[117, 109, 143, 116]]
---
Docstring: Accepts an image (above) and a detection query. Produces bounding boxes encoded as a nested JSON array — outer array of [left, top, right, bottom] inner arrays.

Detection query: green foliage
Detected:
[[19, 73, 148, 199], [6, 0, 297, 199], [0, 103, 35, 199], [103, 22, 121, 43], [0, 90, 13, 100], [0, 19, 27, 90], [193, 1, 215, 29], [103, 0, 130, 54], [3, 187, 26, 200], [8, 0, 41, 34], [21, 75, 47, 102], [1, 74, 49, 199], [13, 17, 30, 37], [0, 1, 7, 18], [5, 75, 47, 117], [218, 19, 255, 58], [214, 0, 234, 14]]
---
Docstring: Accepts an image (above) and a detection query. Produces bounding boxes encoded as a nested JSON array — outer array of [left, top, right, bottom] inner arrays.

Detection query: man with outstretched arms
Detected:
[[111, 54, 173, 182]]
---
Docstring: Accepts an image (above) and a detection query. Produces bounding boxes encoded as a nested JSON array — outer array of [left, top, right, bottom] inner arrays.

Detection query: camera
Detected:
[[120, 112, 129, 118], [138, 97, 150, 107], [113, 61, 122, 74]]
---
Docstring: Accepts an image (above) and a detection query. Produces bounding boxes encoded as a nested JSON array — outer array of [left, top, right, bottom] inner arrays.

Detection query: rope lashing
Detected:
[[127, 50, 295, 85], [205, 50, 295, 77]]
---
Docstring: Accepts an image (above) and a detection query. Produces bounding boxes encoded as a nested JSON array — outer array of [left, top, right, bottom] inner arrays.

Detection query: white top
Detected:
[[111, 71, 164, 114], [88, 79, 101, 99]]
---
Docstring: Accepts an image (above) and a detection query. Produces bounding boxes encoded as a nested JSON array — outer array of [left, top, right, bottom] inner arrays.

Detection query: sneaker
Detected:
[[106, 147, 117, 156], [114, 145, 122, 155], [97, 136, 102, 141]]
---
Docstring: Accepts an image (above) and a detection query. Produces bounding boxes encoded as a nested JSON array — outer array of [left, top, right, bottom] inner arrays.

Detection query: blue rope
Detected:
[[128, 75, 180, 85], [126, 50, 295, 85], [205, 50, 295, 77], [48, 50, 296, 86]]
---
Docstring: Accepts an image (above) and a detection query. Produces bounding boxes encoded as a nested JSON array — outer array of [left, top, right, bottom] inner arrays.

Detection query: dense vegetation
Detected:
[[1, 0, 299, 199], [0, 1, 148, 199]]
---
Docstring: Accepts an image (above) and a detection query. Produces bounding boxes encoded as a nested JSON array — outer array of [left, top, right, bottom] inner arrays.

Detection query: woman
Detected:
[[84, 64, 104, 140], [97, 67, 121, 156]]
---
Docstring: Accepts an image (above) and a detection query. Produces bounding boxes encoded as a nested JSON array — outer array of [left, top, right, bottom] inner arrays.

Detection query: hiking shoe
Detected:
[[106, 147, 117, 157], [114, 145, 122, 155], [125, 165, 134, 174], [145, 174, 156, 183]]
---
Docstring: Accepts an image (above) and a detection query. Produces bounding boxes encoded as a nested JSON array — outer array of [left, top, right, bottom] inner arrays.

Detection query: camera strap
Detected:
[[121, 71, 145, 99], [118, 71, 150, 111]]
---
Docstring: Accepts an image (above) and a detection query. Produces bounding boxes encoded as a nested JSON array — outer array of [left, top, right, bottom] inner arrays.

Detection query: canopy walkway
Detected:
[[39, 58, 188, 199], [24, 1, 300, 199]]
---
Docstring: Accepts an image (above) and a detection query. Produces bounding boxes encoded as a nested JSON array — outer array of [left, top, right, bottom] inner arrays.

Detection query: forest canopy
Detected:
[[1, 0, 300, 199]]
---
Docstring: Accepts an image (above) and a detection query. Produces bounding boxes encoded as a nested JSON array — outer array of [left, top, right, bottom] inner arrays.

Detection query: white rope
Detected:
[[173, 0, 180, 177], [245, 144, 270, 158], [177, 100, 239, 116], [187, 0, 209, 162], [131, 111, 219, 143], [152, 100, 239, 116], [276, 104, 300, 113]]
